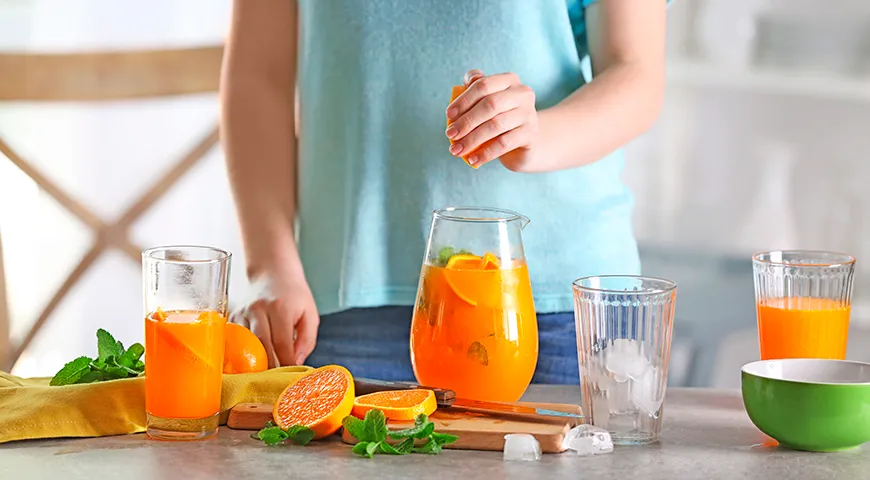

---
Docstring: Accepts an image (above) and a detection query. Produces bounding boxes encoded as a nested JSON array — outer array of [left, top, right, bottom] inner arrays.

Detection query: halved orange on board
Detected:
[[273, 365, 355, 439], [352, 389, 437, 421], [447, 85, 480, 169]]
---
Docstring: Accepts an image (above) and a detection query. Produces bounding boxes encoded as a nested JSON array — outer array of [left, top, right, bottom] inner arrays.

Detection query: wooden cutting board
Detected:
[[227, 402, 583, 453]]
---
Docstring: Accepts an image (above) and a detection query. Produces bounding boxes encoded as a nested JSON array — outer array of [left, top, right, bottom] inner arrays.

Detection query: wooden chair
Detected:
[[0, 47, 224, 370], [0, 231, 9, 370]]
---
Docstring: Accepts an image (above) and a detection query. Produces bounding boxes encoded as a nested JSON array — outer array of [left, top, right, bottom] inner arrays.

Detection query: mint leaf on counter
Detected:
[[344, 410, 457, 458], [389, 414, 431, 439], [284, 425, 316, 446], [258, 427, 290, 446], [342, 415, 368, 441], [364, 410, 388, 443], [255, 423, 315, 446]]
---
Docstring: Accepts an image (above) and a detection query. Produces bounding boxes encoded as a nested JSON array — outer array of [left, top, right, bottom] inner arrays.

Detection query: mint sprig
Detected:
[[254, 421, 315, 446], [50, 329, 145, 386], [344, 410, 457, 458], [435, 246, 473, 267]]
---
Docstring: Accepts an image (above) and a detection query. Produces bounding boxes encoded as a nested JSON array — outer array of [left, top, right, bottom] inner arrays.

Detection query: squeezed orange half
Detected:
[[145, 309, 226, 419]]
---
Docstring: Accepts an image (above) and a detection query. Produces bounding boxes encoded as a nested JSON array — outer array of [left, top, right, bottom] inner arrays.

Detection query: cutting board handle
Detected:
[[354, 378, 456, 407]]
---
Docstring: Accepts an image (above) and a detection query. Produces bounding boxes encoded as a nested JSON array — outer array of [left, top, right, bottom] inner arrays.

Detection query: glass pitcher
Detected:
[[410, 207, 538, 402]]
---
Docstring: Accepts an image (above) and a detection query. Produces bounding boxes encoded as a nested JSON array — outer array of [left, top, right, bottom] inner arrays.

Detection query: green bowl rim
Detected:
[[741, 359, 870, 386]]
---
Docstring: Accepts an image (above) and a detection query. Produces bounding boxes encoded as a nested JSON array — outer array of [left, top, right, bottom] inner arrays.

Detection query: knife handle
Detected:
[[353, 378, 456, 407]]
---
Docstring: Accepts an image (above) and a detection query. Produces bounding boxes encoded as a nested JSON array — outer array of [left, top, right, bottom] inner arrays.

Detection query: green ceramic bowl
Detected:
[[742, 359, 870, 452]]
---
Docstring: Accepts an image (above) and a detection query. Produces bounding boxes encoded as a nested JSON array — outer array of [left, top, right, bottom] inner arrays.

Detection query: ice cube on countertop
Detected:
[[562, 425, 614, 456], [503, 434, 542, 461]]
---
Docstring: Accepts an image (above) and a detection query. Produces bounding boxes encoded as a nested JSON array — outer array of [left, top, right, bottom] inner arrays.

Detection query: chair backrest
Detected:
[[0, 46, 224, 370], [0, 47, 223, 101], [0, 230, 9, 371]]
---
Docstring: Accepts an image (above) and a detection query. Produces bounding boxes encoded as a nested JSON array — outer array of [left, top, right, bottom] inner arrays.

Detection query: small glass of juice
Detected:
[[142, 246, 230, 440], [753, 250, 856, 361]]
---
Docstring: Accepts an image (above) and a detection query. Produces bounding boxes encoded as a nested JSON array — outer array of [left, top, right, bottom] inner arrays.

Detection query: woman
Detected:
[[221, 0, 666, 383]]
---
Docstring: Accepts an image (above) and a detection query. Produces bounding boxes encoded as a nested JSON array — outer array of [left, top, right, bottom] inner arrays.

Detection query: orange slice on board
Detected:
[[447, 85, 480, 169], [351, 389, 438, 421], [223, 323, 268, 374], [272, 365, 355, 439]]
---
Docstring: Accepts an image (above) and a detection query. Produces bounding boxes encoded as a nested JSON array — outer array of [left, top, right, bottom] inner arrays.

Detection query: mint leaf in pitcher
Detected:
[[435, 246, 474, 266], [436, 246, 456, 266]]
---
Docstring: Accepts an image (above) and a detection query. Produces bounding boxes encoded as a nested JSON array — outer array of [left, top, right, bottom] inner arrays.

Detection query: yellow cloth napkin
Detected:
[[0, 366, 311, 443]]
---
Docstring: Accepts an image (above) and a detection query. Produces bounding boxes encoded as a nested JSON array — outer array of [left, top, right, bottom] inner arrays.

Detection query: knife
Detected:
[[354, 378, 583, 420]]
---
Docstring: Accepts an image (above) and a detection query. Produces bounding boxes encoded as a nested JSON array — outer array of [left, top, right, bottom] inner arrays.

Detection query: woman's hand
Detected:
[[230, 267, 320, 367], [445, 69, 540, 171]]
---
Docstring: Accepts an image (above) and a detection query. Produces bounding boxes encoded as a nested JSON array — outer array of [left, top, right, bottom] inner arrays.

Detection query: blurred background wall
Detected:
[[2, 0, 870, 387]]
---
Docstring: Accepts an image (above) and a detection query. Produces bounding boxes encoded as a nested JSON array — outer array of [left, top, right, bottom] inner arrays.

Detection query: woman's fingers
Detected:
[[267, 299, 298, 367], [244, 302, 279, 368], [446, 89, 522, 144], [448, 108, 525, 159], [467, 125, 533, 167], [293, 308, 320, 366], [463, 69, 485, 86], [447, 72, 519, 122]]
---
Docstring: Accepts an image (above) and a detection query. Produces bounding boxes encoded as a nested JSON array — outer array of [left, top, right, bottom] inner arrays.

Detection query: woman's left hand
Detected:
[[445, 69, 540, 171]]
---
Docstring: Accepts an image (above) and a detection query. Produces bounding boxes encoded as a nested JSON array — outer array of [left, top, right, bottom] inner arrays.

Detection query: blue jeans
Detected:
[[306, 306, 579, 384]]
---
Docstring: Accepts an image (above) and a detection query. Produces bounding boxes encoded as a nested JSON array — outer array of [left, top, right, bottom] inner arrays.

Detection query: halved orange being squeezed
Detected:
[[272, 365, 355, 439], [447, 85, 479, 169], [352, 389, 438, 421]]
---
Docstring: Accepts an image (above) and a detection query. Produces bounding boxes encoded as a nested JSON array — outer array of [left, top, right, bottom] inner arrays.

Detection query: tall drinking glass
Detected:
[[143, 246, 230, 440], [574, 275, 677, 445], [753, 250, 855, 361]]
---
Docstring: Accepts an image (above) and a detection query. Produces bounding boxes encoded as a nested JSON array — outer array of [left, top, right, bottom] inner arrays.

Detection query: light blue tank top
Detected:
[[296, 0, 640, 315]]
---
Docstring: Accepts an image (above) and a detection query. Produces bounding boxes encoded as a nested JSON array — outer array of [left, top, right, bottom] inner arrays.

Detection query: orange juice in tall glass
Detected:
[[145, 309, 225, 420], [411, 207, 538, 402], [143, 246, 230, 441], [753, 251, 855, 361]]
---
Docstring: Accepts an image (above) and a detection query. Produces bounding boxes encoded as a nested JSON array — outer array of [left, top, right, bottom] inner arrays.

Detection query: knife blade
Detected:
[[353, 378, 583, 420], [449, 397, 583, 419]]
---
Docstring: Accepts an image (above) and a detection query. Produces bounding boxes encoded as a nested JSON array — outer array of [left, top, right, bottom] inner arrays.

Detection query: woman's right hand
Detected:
[[230, 269, 320, 367]]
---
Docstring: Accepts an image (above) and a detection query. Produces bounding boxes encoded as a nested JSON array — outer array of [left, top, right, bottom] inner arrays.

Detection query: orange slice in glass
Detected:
[[351, 389, 437, 421]]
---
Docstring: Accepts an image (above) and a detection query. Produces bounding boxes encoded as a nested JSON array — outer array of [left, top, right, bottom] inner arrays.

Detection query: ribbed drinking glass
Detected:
[[574, 275, 677, 444]]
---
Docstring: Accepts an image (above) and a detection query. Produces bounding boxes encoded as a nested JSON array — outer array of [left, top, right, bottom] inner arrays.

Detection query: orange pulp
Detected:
[[145, 309, 226, 419], [757, 297, 850, 360], [410, 255, 538, 402]]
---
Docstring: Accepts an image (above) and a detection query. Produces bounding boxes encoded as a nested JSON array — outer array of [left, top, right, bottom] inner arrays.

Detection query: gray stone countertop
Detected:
[[1, 386, 866, 479]]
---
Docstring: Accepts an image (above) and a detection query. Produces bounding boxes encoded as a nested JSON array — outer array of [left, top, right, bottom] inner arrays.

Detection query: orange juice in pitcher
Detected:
[[410, 208, 538, 402]]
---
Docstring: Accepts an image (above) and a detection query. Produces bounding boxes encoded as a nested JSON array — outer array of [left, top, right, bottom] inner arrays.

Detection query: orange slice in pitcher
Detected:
[[351, 389, 437, 421], [482, 253, 501, 270], [444, 253, 502, 306]]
